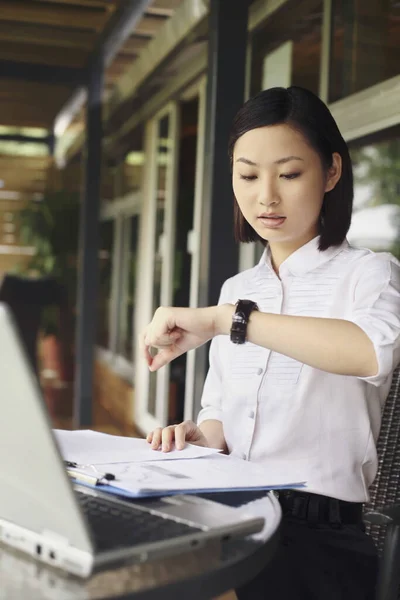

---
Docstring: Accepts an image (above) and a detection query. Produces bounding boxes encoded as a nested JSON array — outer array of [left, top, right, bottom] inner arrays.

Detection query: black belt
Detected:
[[274, 489, 363, 527]]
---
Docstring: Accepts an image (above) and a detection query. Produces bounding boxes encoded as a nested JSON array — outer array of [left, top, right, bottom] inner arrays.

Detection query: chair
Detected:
[[0, 274, 69, 376], [363, 366, 400, 600]]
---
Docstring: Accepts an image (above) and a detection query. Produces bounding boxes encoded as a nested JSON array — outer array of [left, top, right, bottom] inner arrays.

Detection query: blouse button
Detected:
[[256, 367, 263, 375], [248, 410, 255, 419]]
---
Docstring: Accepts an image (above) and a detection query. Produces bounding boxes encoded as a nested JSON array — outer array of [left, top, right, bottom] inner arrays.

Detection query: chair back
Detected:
[[365, 366, 400, 555]]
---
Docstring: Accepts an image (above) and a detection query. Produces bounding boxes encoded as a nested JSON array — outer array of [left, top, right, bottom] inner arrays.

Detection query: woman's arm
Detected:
[[216, 305, 378, 378], [142, 257, 399, 379], [141, 305, 378, 377]]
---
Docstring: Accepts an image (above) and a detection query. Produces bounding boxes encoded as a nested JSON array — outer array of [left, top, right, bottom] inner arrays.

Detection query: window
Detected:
[[168, 97, 198, 424], [330, 0, 400, 103], [106, 126, 145, 201], [122, 153, 144, 196], [117, 214, 140, 362], [250, 0, 323, 96], [348, 126, 400, 258], [96, 220, 114, 348]]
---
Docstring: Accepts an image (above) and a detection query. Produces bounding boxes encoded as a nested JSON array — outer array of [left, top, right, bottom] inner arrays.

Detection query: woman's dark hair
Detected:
[[228, 86, 353, 251]]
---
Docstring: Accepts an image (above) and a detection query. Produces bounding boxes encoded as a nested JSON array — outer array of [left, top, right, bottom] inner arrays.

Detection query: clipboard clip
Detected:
[[64, 461, 116, 486]]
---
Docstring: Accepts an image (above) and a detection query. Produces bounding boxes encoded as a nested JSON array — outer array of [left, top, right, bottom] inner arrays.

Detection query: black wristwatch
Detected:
[[230, 299, 259, 344]]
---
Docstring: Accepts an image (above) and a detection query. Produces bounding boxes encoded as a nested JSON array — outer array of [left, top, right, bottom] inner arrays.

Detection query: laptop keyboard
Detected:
[[76, 490, 203, 552]]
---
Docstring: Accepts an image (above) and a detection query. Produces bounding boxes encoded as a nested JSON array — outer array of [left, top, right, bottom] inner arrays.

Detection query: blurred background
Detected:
[[0, 0, 399, 440]]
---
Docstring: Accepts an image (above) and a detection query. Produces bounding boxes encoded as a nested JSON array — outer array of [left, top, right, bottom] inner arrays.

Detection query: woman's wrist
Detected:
[[214, 303, 235, 336]]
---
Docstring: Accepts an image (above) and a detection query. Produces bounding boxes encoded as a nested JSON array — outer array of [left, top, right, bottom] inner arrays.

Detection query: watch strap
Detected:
[[230, 299, 259, 344]]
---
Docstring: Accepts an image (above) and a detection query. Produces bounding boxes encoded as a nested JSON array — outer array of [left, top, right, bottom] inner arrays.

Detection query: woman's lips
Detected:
[[257, 216, 286, 229]]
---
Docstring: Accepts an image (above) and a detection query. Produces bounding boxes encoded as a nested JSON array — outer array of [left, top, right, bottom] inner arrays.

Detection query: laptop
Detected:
[[0, 304, 264, 577]]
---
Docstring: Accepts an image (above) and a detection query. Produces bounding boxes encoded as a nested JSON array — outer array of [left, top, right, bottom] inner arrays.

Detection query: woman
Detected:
[[141, 86, 400, 600]]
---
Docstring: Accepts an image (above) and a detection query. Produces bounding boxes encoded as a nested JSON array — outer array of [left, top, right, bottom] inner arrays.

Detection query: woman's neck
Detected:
[[269, 233, 319, 275]]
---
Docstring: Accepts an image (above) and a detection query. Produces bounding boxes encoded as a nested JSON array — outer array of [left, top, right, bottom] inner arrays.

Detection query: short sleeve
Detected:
[[350, 254, 400, 386], [196, 280, 231, 425]]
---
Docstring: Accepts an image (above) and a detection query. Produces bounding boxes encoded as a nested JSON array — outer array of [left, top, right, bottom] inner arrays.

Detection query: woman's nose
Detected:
[[258, 180, 280, 207]]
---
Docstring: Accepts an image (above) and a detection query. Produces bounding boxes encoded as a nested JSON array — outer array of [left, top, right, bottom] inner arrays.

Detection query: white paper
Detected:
[[53, 429, 222, 465], [74, 453, 306, 495]]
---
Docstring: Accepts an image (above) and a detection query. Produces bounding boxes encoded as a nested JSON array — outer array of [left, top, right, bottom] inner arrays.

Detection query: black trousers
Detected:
[[236, 514, 379, 600]]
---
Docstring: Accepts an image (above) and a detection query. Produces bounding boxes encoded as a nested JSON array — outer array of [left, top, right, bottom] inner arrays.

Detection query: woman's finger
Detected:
[[151, 427, 163, 449], [139, 329, 153, 367], [149, 346, 183, 372], [174, 423, 187, 450], [145, 330, 182, 349], [161, 426, 176, 452]]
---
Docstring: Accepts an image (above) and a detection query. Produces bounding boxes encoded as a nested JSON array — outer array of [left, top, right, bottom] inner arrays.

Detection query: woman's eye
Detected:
[[239, 174, 257, 181], [280, 172, 301, 180]]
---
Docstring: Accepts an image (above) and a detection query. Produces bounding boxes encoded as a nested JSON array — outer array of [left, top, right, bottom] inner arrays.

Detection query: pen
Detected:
[[66, 468, 110, 486]]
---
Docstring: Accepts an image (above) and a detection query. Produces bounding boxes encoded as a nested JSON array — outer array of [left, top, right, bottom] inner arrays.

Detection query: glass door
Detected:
[[134, 103, 179, 432], [182, 78, 207, 421]]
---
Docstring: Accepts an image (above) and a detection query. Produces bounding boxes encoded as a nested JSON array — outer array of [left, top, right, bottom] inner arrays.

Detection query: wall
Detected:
[[0, 154, 52, 274]]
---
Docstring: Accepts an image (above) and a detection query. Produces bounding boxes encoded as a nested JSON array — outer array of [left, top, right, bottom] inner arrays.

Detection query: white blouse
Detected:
[[197, 237, 400, 502]]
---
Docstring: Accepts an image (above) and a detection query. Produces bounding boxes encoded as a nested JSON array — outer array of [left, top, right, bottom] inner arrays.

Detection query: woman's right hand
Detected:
[[146, 420, 209, 452]]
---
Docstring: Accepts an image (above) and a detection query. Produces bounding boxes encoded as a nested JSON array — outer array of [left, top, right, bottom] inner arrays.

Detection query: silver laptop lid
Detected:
[[0, 304, 93, 553]]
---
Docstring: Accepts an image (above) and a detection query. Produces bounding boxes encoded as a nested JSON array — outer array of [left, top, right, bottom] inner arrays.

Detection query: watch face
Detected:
[[232, 313, 246, 324]]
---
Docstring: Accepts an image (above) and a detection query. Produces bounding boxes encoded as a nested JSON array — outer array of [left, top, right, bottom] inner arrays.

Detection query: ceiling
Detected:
[[0, 0, 184, 130]]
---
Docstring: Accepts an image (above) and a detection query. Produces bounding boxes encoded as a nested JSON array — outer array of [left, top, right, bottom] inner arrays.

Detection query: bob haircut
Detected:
[[228, 86, 353, 251]]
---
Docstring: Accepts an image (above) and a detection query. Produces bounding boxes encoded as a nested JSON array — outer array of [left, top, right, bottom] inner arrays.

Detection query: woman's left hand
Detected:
[[140, 306, 228, 371]]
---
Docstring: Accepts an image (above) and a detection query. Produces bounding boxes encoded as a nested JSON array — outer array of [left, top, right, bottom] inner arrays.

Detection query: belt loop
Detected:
[[292, 495, 307, 519], [307, 495, 320, 525], [328, 499, 342, 529]]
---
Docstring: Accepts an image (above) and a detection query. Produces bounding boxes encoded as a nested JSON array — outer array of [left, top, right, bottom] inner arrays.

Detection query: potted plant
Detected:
[[16, 190, 80, 386]]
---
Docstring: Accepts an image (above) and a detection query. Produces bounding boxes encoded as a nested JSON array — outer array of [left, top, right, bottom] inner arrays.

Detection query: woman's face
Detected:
[[232, 123, 341, 251]]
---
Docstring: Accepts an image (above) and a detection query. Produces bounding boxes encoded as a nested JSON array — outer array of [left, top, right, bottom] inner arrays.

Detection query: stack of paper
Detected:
[[53, 430, 306, 499], [55, 429, 221, 464]]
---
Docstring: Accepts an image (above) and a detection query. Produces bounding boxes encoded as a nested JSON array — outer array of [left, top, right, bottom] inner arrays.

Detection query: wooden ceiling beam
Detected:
[[0, 23, 95, 50], [0, 102, 65, 116], [0, 102, 67, 116], [0, 114, 54, 128], [0, 1, 112, 31], [54, 0, 154, 137], [122, 36, 151, 53], [134, 14, 169, 36], [152, 0, 184, 10], [145, 7, 174, 18], [0, 60, 87, 85], [0, 169, 49, 181], [1, 173, 48, 185], [0, 133, 51, 145], [0, 156, 51, 168], [0, 79, 71, 98], [34, 0, 115, 9], [0, 43, 89, 68]]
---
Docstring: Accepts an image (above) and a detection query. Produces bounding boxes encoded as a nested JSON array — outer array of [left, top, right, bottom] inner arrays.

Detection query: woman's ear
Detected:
[[325, 152, 342, 192]]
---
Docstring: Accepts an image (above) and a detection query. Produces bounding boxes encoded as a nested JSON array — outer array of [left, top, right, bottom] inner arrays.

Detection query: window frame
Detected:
[[96, 192, 142, 381]]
